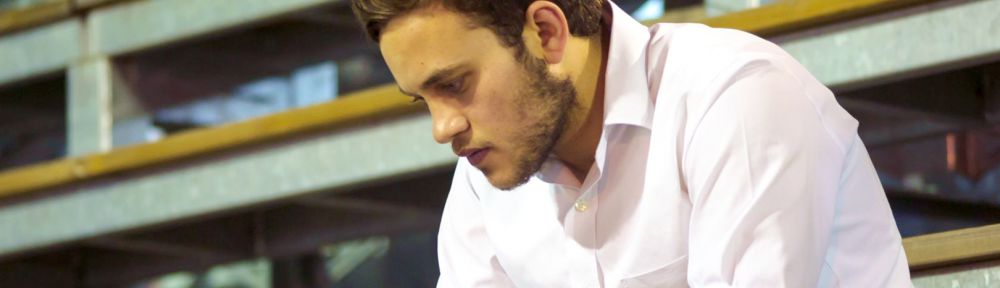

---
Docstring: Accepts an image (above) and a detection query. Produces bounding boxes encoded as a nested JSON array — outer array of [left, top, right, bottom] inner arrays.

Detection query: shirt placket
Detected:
[[565, 164, 603, 287]]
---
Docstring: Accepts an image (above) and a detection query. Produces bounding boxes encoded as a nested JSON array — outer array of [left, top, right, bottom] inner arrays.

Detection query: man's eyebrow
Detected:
[[420, 64, 465, 91], [399, 64, 467, 97]]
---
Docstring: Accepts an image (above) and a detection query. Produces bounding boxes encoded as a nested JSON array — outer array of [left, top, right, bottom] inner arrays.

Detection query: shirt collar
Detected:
[[602, 0, 654, 130]]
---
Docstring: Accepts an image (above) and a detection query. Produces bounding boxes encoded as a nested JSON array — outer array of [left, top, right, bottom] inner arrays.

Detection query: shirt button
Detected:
[[574, 200, 589, 212]]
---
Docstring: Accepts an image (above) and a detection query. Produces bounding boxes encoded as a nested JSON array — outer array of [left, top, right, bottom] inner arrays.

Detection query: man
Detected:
[[352, 0, 911, 287]]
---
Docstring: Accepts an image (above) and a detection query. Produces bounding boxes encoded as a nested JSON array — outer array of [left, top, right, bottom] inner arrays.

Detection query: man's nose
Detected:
[[430, 103, 469, 144]]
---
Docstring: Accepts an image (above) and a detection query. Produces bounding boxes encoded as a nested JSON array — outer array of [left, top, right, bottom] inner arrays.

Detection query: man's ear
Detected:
[[522, 1, 570, 64]]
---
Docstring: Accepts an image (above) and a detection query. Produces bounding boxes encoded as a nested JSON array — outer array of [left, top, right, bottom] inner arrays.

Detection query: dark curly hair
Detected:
[[352, 0, 603, 51]]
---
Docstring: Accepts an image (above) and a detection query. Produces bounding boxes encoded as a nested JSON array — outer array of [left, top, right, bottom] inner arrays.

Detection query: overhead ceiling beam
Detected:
[[85, 237, 234, 259]]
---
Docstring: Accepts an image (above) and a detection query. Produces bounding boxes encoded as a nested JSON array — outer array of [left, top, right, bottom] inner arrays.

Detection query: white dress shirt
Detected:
[[437, 2, 912, 287]]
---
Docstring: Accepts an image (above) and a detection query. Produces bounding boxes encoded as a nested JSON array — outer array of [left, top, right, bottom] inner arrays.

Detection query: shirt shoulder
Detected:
[[646, 23, 796, 91], [644, 23, 859, 155]]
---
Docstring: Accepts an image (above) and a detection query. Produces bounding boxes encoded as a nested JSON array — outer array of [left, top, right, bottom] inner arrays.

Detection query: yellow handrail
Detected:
[[0, 0, 71, 35], [0, 85, 418, 198], [679, 0, 933, 37], [904, 223, 1000, 271]]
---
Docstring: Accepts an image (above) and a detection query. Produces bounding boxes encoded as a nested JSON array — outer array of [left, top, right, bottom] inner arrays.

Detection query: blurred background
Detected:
[[0, 0, 998, 287]]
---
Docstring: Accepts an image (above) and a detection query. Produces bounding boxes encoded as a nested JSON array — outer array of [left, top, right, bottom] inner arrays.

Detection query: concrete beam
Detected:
[[0, 113, 454, 259], [0, 18, 80, 87], [778, 0, 1000, 91], [706, 0, 774, 17], [86, 0, 339, 56], [913, 263, 1000, 287]]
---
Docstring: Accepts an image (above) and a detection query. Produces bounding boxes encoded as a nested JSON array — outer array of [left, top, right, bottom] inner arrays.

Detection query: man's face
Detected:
[[380, 5, 576, 190]]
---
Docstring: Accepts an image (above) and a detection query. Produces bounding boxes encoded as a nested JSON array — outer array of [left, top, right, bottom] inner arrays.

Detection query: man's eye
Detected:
[[410, 96, 425, 103], [441, 79, 464, 93]]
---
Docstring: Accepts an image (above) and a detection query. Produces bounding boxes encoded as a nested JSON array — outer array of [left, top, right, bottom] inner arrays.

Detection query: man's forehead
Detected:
[[380, 4, 470, 42], [379, 6, 492, 92]]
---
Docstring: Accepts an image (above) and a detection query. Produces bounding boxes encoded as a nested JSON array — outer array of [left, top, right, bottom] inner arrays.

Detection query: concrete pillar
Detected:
[[66, 56, 113, 156]]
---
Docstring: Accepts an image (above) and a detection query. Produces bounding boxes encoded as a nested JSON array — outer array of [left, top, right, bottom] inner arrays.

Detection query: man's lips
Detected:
[[457, 148, 490, 166]]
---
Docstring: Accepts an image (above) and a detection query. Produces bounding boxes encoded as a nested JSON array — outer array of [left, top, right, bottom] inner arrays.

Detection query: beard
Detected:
[[489, 54, 578, 190]]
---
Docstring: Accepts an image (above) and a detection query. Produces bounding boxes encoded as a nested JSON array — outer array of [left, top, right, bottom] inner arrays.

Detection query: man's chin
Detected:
[[483, 169, 531, 191]]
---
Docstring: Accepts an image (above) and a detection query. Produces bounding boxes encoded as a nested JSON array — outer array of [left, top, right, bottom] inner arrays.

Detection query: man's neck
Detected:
[[552, 30, 609, 183]]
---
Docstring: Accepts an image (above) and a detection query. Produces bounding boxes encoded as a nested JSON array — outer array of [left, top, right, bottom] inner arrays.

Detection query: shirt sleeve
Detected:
[[682, 57, 850, 287], [437, 160, 517, 288]]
